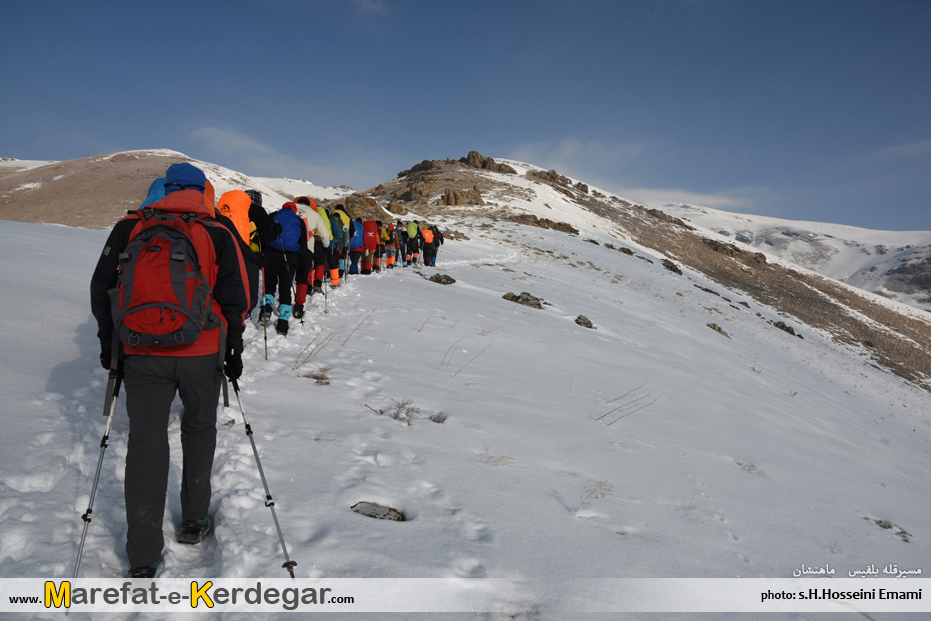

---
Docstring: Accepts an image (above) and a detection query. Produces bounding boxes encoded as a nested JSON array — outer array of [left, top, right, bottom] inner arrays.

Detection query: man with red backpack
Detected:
[[90, 163, 250, 579]]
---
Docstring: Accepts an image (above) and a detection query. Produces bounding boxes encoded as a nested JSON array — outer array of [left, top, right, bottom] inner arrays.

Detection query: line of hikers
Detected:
[[242, 196, 445, 336], [89, 163, 445, 578]]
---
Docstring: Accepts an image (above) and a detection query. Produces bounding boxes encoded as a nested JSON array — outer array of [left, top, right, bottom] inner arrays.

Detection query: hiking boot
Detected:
[[258, 304, 273, 325], [275, 319, 289, 336], [128, 563, 159, 579], [292, 304, 304, 319], [178, 517, 212, 545], [312, 286, 323, 295]]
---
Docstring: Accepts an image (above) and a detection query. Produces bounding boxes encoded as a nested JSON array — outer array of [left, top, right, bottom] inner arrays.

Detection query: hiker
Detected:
[[395, 220, 409, 267], [361, 220, 378, 274], [348, 217, 364, 274], [326, 207, 344, 288], [406, 220, 420, 265], [292, 198, 330, 318], [385, 222, 399, 268], [217, 190, 263, 314], [420, 222, 437, 267], [294, 197, 331, 317], [331, 203, 353, 277], [242, 189, 276, 316], [311, 199, 335, 289], [90, 163, 249, 579], [373, 220, 387, 272], [430, 225, 444, 266], [244, 190, 275, 255], [263, 201, 311, 335]]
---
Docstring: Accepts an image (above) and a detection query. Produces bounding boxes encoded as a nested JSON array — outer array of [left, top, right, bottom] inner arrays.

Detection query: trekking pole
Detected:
[[231, 379, 297, 579], [324, 276, 328, 315], [72, 369, 122, 578]]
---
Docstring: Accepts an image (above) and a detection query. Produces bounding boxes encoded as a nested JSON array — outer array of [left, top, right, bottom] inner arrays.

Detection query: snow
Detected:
[[0, 158, 57, 171], [252, 176, 355, 203], [2, 192, 931, 618]]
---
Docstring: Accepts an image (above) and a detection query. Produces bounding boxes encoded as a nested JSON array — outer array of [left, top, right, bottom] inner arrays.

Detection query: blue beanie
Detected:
[[141, 177, 167, 207], [164, 163, 207, 194]]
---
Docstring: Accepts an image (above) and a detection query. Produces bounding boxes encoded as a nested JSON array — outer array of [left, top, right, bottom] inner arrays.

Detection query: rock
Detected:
[[707, 323, 731, 339], [483, 157, 517, 174], [702, 237, 743, 257], [502, 213, 579, 235], [575, 315, 595, 329], [503, 292, 543, 309], [646, 208, 695, 230], [662, 259, 683, 275], [350, 502, 405, 521], [462, 151, 485, 169], [429, 274, 456, 285], [460, 151, 517, 174], [440, 187, 484, 206], [397, 159, 442, 178], [386, 200, 408, 215], [773, 320, 796, 336], [529, 169, 572, 186]]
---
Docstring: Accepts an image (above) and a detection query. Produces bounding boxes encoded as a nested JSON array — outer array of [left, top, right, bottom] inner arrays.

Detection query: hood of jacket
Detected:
[[146, 189, 213, 217]]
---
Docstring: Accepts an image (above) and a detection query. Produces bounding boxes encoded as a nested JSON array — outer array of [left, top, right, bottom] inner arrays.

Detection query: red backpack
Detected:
[[109, 208, 219, 347]]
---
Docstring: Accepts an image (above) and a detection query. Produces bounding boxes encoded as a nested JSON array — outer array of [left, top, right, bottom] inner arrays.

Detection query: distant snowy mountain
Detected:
[[660, 203, 931, 311]]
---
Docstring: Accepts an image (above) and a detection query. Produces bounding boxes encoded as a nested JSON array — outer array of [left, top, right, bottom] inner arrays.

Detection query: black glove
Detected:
[[224, 337, 244, 381], [100, 349, 125, 374]]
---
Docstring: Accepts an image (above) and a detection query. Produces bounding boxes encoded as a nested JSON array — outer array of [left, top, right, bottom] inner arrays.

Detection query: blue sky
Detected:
[[2, 0, 929, 230]]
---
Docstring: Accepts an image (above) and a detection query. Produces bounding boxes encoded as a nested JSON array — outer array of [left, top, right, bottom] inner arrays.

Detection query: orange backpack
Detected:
[[422, 228, 434, 244], [217, 190, 252, 244]]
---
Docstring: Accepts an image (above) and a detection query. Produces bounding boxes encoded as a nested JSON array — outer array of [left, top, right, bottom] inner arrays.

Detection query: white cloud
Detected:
[[853, 137, 931, 165], [508, 137, 645, 174], [348, 0, 387, 18], [610, 186, 750, 209]]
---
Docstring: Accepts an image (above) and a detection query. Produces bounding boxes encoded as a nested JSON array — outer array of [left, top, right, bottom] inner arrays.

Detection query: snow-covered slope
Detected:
[[252, 176, 354, 203], [1, 197, 929, 618], [660, 203, 931, 311]]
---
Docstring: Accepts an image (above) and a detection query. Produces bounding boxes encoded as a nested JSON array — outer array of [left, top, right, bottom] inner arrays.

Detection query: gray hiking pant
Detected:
[[122, 354, 221, 567]]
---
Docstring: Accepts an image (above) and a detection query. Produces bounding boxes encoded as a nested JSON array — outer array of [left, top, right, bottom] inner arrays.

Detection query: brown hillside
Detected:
[[0, 151, 191, 228]]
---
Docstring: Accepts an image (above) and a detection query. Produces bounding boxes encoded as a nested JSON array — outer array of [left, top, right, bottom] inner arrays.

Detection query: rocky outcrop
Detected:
[[501, 213, 579, 235], [440, 187, 484, 206], [662, 259, 683, 275], [397, 152, 517, 178], [646, 208, 695, 231], [397, 159, 444, 178], [460, 151, 517, 175], [529, 169, 572, 186]]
